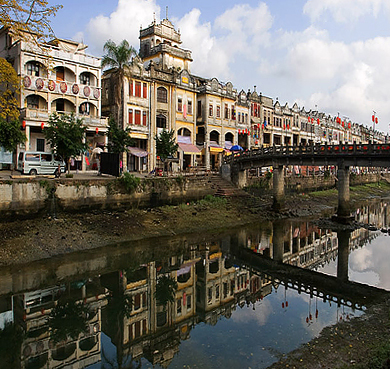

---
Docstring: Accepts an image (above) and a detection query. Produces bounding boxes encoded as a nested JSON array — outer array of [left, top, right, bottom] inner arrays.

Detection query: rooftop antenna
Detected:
[[153, 12, 156, 23], [166, 6, 168, 19]]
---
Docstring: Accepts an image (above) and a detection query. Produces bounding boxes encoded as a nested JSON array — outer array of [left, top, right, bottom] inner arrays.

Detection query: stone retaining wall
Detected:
[[0, 175, 215, 217]]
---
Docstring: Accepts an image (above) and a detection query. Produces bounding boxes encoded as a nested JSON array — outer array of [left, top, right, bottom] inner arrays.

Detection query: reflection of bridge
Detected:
[[222, 143, 390, 216], [229, 231, 390, 311]]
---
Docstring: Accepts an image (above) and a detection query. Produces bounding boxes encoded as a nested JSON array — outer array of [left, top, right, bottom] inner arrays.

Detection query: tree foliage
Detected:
[[0, 117, 26, 152], [48, 300, 89, 344], [0, 57, 20, 122], [155, 129, 178, 161], [101, 39, 138, 129], [155, 275, 178, 308], [44, 113, 88, 172], [107, 117, 134, 154], [0, 0, 62, 42]]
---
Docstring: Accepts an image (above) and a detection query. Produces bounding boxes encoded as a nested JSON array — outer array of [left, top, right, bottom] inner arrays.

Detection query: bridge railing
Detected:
[[223, 142, 390, 164]]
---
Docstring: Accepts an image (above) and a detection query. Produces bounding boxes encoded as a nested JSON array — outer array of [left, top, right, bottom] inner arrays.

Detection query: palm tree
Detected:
[[101, 39, 138, 130]]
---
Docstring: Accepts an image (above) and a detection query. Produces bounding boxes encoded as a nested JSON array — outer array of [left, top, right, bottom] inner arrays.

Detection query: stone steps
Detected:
[[208, 175, 250, 198]]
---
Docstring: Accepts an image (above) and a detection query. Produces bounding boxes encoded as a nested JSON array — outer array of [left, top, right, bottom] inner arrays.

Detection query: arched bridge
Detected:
[[221, 143, 390, 217]]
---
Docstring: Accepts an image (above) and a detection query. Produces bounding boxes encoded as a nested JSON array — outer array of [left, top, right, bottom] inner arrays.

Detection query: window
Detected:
[[79, 102, 90, 115], [209, 104, 213, 117], [143, 83, 147, 98], [36, 139, 45, 152], [135, 110, 141, 125], [207, 287, 212, 303], [216, 105, 220, 118], [129, 80, 133, 96], [197, 101, 201, 117], [238, 112, 241, 122], [142, 111, 147, 126], [134, 294, 141, 310], [56, 99, 64, 112], [27, 95, 39, 109], [188, 100, 192, 115], [231, 106, 235, 120], [142, 292, 147, 307], [245, 114, 248, 124], [224, 104, 229, 119], [128, 109, 133, 124], [56, 67, 65, 81], [177, 298, 182, 315], [26, 153, 40, 161], [41, 154, 52, 161], [216, 285, 220, 299], [223, 282, 228, 298], [135, 82, 141, 97], [134, 321, 141, 338], [142, 319, 147, 334], [27, 62, 40, 76], [187, 294, 192, 310], [80, 73, 90, 85], [157, 87, 167, 103], [178, 97, 183, 112]]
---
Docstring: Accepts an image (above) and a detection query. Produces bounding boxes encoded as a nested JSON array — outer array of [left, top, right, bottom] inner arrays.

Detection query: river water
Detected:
[[1, 199, 389, 369]]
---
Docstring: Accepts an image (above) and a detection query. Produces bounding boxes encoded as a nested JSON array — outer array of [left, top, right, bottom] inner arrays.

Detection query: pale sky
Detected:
[[48, 0, 390, 133]]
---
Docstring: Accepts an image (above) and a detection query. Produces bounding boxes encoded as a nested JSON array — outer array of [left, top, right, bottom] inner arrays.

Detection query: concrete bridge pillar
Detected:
[[272, 220, 285, 262], [272, 165, 285, 211], [231, 167, 247, 188], [337, 230, 350, 282], [337, 166, 350, 218]]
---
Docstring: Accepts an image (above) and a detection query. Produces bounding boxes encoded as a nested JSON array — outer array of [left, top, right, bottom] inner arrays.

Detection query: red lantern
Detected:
[[22, 120, 26, 129], [348, 122, 351, 129], [287, 124, 290, 130], [95, 127, 99, 134], [372, 114, 375, 122], [282, 302, 285, 308], [286, 301, 288, 307], [306, 317, 309, 323], [40, 122, 44, 130], [317, 118, 320, 125], [307, 117, 310, 122], [375, 117, 378, 124]]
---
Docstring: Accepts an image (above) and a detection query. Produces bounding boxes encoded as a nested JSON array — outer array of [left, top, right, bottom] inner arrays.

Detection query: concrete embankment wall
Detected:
[[247, 173, 388, 194], [0, 175, 215, 217]]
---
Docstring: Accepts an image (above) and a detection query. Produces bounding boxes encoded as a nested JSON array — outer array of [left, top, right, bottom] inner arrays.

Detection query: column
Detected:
[[273, 220, 285, 262], [337, 166, 350, 217], [272, 165, 285, 211], [337, 230, 350, 282]]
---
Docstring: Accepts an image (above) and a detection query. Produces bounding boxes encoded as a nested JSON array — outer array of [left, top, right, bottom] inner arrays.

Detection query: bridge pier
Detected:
[[231, 168, 248, 188], [337, 230, 350, 282], [337, 166, 351, 219], [272, 165, 285, 211]]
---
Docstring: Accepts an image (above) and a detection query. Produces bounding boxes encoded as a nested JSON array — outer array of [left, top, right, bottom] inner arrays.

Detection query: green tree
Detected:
[[0, 0, 62, 43], [107, 117, 134, 154], [155, 129, 178, 174], [44, 113, 88, 173], [155, 275, 178, 309], [0, 57, 20, 122], [0, 118, 26, 152], [101, 39, 138, 130], [48, 300, 89, 344]]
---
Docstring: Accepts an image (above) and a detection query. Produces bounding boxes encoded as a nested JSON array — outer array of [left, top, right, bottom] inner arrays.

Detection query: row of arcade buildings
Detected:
[[0, 17, 388, 173]]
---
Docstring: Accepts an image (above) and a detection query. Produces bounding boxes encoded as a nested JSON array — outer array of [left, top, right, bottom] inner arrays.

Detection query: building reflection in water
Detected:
[[0, 200, 388, 369]]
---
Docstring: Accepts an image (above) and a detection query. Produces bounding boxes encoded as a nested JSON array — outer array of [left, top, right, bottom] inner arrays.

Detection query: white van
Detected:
[[17, 151, 65, 175]]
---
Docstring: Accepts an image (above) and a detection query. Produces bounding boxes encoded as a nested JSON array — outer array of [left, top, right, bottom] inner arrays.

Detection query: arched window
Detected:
[[157, 114, 166, 129], [157, 87, 167, 103]]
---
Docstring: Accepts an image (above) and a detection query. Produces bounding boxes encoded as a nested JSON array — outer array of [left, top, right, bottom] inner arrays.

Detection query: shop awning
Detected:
[[178, 142, 201, 154], [128, 147, 149, 158], [209, 141, 224, 153]]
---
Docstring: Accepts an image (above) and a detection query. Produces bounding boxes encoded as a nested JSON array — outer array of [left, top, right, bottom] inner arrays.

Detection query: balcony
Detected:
[[20, 108, 108, 127], [22, 75, 101, 101]]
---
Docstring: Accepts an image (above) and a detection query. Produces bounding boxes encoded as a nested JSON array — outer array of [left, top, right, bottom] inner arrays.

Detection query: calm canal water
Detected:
[[1, 199, 389, 369]]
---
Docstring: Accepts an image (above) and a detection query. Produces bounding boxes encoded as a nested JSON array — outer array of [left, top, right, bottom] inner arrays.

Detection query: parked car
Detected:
[[17, 151, 65, 175]]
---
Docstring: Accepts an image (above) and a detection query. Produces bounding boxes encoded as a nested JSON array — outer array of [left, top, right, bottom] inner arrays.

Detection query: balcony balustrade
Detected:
[[20, 108, 108, 127], [22, 74, 101, 101]]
